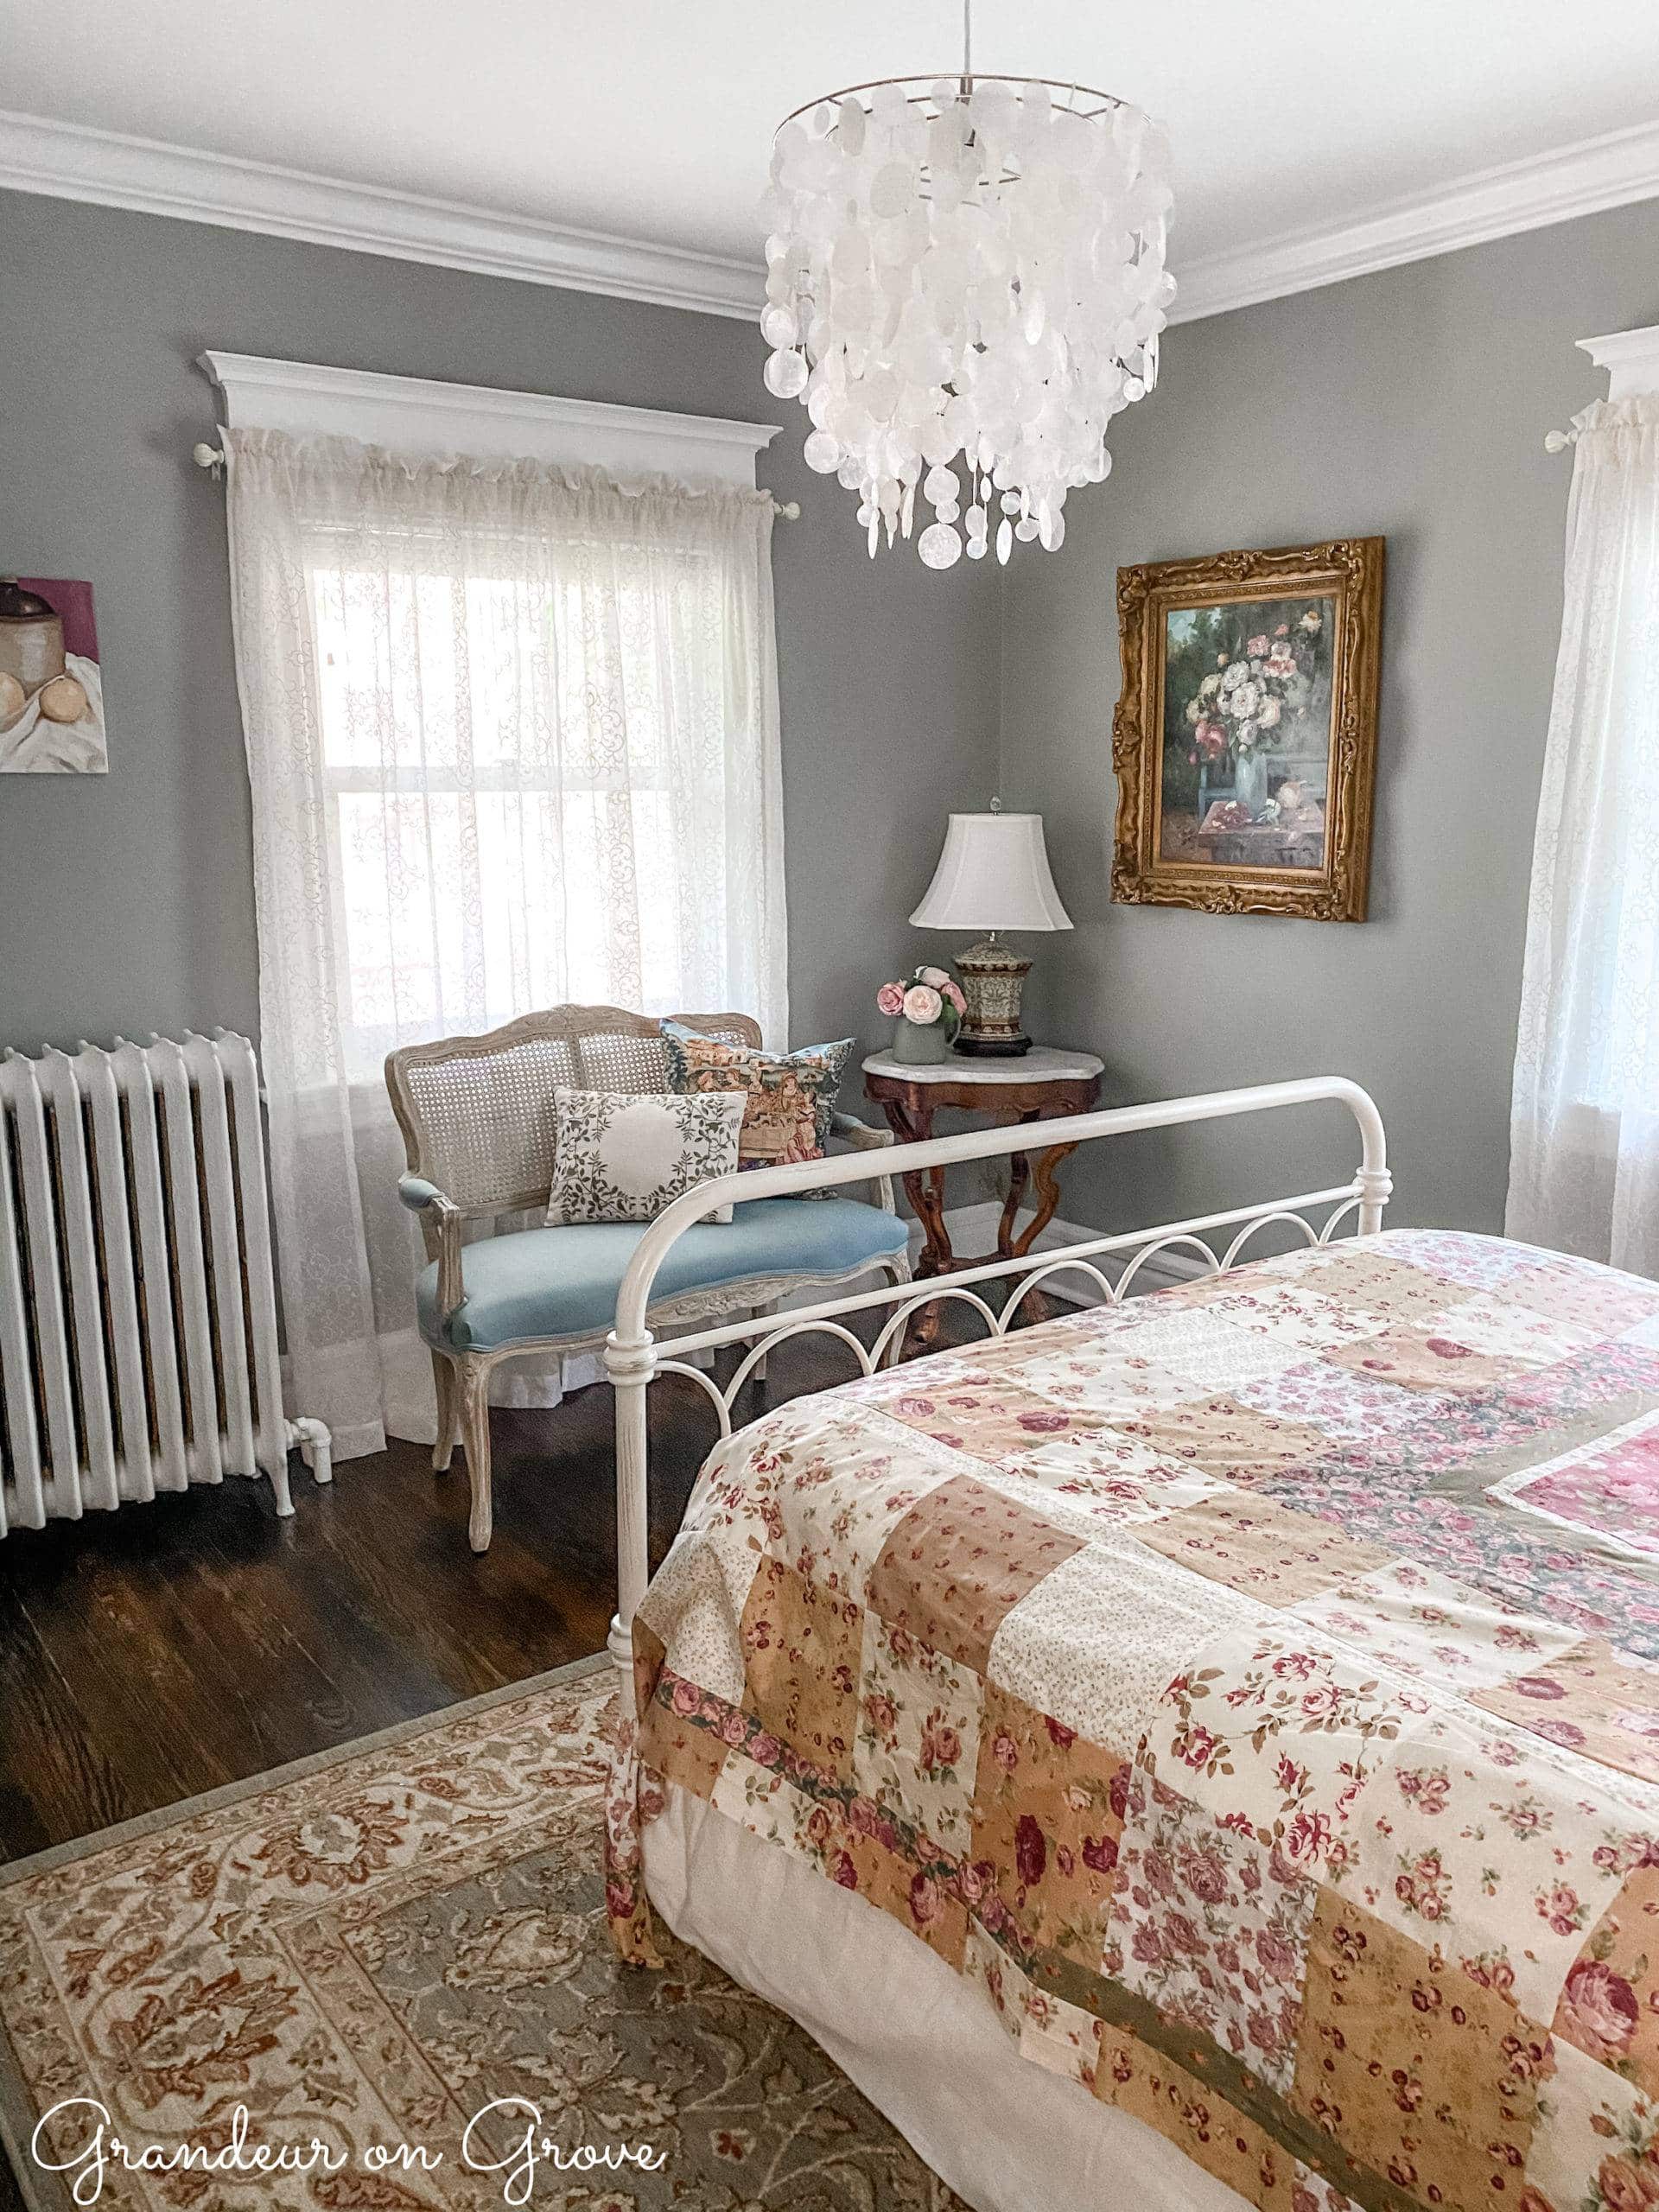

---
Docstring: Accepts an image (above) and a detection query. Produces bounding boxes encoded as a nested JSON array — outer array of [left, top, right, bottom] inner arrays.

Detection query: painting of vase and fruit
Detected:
[[1162, 596, 1333, 865], [1111, 538, 1384, 921], [0, 575, 108, 773]]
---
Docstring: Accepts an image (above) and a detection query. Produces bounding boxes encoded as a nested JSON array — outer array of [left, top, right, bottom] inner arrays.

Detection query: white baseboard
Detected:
[[908, 1202, 1209, 1306]]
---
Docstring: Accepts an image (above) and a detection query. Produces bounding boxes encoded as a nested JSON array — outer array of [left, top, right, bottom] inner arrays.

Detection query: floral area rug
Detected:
[[0, 1659, 959, 2212]]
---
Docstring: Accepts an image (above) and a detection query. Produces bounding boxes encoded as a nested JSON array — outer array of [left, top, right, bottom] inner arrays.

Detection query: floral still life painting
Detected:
[[1112, 539, 1383, 919], [1163, 595, 1333, 865], [0, 576, 108, 773]]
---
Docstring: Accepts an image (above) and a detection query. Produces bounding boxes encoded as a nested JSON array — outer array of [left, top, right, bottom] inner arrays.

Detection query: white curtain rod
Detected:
[[189, 440, 800, 518]]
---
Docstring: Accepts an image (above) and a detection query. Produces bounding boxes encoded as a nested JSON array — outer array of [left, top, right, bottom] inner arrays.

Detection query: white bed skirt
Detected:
[[645, 1781, 1247, 2212]]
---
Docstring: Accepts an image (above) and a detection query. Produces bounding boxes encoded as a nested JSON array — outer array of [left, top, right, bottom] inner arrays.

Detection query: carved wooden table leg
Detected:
[[863, 1050, 1103, 1355], [995, 1133, 1033, 1257], [1005, 1139, 1083, 1325], [877, 1096, 948, 1349], [1020, 1140, 1080, 1253], [994, 1114, 1039, 1325]]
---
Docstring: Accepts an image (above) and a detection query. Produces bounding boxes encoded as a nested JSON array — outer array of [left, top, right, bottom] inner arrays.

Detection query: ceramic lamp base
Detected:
[[954, 936, 1033, 1056]]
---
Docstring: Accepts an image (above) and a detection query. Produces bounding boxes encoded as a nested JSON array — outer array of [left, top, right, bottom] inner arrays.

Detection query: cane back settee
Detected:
[[386, 1005, 910, 1552]]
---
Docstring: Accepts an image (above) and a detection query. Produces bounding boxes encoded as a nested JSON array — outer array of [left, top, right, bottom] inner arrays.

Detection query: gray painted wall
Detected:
[[7, 183, 1658, 1238], [0, 191, 1000, 1060], [999, 198, 1659, 1241]]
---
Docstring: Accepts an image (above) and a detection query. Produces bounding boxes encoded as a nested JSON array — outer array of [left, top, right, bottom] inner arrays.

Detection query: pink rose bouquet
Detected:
[[876, 963, 964, 1034]]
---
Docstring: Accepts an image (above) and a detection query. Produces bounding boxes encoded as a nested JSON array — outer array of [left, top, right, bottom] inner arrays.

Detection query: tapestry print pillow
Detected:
[[661, 1024, 853, 1172], [545, 1086, 746, 1226]]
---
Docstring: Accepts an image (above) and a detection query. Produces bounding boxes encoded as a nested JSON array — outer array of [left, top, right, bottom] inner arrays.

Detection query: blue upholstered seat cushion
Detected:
[[417, 1197, 909, 1354]]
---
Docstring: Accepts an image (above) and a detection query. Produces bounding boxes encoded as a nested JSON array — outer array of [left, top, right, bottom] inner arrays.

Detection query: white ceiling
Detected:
[[7, 0, 1659, 296]]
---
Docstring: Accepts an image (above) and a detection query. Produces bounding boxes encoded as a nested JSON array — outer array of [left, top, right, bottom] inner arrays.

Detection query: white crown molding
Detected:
[[1579, 323, 1659, 400], [7, 105, 1659, 336], [198, 352, 780, 485], [1171, 118, 1659, 326], [0, 107, 766, 321]]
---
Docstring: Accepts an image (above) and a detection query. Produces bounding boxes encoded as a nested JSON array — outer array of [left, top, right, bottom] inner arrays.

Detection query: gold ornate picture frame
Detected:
[[1111, 537, 1384, 920]]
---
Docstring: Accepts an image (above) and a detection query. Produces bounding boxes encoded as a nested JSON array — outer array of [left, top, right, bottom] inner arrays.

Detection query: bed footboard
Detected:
[[605, 1074, 1389, 1687]]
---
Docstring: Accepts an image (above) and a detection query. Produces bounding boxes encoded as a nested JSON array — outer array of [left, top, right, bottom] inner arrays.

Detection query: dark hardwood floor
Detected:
[[0, 1330, 913, 1867], [0, 1309, 1007, 2212]]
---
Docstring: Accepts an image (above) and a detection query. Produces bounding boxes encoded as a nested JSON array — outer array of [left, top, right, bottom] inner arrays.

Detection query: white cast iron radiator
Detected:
[[0, 1032, 330, 1535]]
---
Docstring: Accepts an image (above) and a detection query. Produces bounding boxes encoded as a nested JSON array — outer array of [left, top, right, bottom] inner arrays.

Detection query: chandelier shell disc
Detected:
[[762, 74, 1174, 565]]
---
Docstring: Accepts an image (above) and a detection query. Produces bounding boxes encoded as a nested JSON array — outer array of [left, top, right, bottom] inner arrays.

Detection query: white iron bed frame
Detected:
[[603, 1075, 1389, 2212], [603, 1074, 1390, 1684]]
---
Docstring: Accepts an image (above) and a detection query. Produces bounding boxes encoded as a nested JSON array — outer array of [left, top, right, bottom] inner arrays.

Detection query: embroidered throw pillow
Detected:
[[545, 1086, 746, 1226], [661, 1025, 854, 1172]]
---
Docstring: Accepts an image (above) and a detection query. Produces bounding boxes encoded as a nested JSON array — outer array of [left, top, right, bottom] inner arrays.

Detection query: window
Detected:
[[309, 525, 725, 1073], [214, 355, 786, 1448]]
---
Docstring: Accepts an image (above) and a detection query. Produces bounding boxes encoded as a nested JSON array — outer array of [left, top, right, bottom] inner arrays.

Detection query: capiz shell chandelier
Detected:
[[760, 13, 1173, 568]]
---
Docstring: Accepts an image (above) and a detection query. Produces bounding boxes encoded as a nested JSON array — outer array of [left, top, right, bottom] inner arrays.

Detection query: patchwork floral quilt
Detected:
[[607, 1230, 1659, 2212]]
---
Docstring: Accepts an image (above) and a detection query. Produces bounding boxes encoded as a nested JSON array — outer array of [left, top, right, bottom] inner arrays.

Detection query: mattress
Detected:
[[608, 1230, 1659, 2212]]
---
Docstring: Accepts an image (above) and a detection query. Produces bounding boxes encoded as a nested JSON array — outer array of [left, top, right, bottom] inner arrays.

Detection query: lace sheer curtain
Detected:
[[222, 427, 787, 1456], [1508, 396, 1659, 1277]]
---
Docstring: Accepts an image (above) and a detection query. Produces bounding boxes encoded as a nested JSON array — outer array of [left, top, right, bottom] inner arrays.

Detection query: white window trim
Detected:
[[1578, 322, 1659, 400], [197, 351, 780, 489]]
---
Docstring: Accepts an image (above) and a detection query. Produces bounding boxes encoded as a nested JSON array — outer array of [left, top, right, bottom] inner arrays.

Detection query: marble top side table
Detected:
[[861, 1046, 1104, 1335]]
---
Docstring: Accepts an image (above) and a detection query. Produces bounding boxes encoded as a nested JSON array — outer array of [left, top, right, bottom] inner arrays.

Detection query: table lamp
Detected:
[[909, 806, 1073, 1056]]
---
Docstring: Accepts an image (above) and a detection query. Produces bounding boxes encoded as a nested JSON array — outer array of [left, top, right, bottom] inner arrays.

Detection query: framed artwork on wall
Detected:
[[1111, 537, 1384, 919], [0, 576, 108, 774]]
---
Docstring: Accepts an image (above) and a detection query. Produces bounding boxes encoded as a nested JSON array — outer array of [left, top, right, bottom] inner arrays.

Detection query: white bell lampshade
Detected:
[[910, 811, 1071, 1057], [909, 812, 1073, 933]]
